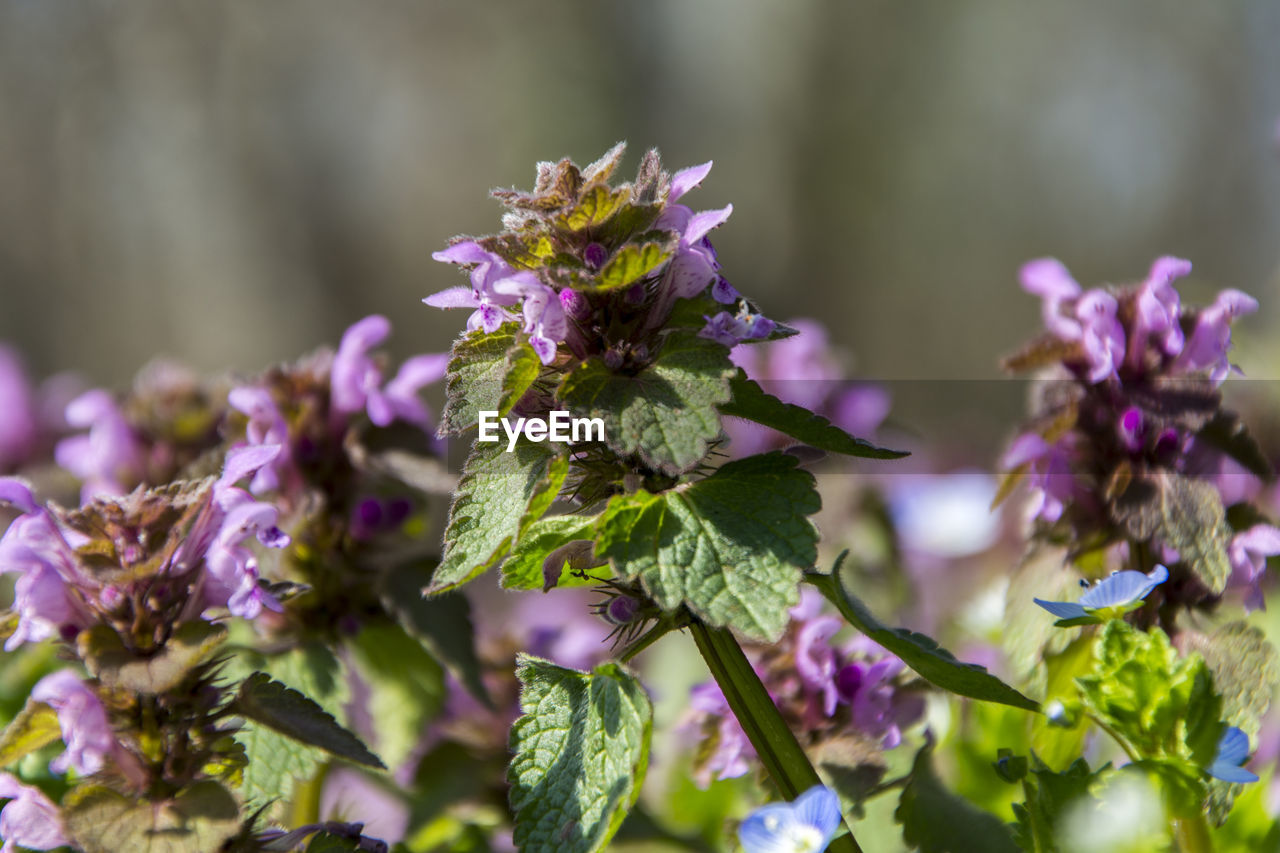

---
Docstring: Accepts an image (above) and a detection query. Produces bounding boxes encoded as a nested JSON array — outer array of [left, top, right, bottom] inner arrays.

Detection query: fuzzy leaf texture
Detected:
[[509, 657, 653, 853], [1075, 621, 1221, 766], [1109, 468, 1233, 594], [808, 560, 1039, 710], [595, 452, 819, 641], [501, 514, 607, 590], [232, 672, 384, 769], [429, 439, 565, 593], [438, 324, 534, 435], [62, 781, 240, 853], [558, 332, 735, 476], [720, 373, 908, 459], [896, 739, 1019, 853]]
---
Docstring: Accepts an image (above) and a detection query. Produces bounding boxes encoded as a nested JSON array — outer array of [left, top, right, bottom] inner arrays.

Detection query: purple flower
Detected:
[[1228, 525, 1280, 612], [330, 315, 449, 428], [738, 785, 841, 853], [0, 346, 37, 472], [490, 273, 567, 365], [656, 202, 734, 301], [686, 681, 755, 785], [699, 311, 775, 348], [1020, 258, 1083, 340], [1128, 256, 1190, 363], [30, 670, 117, 776], [794, 614, 844, 717], [1075, 290, 1126, 383], [426, 241, 524, 334], [54, 389, 144, 499], [1176, 288, 1259, 384], [1000, 433, 1078, 523], [228, 386, 291, 493], [1033, 564, 1169, 622], [1206, 726, 1259, 784], [0, 772, 69, 853], [0, 480, 90, 650]]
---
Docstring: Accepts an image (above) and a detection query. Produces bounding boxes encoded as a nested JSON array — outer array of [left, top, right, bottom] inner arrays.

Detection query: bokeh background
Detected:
[[1, 0, 1279, 447]]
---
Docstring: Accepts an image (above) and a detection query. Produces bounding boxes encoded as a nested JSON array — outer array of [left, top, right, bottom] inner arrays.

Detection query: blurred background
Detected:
[[1, 0, 1279, 445]]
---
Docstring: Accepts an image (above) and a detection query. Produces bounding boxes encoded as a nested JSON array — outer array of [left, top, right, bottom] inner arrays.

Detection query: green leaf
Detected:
[[1109, 468, 1233, 594], [592, 242, 671, 291], [596, 453, 820, 641], [501, 514, 606, 590], [1075, 621, 1219, 765], [438, 324, 531, 435], [500, 340, 543, 415], [558, 332, 735, 476], [1010, 756, 1101, 853], [227, 643, 351, 811], [896, 739, 1020, 853], [429, 439, 564, 593], [1197, 411, 1274, 483], [1185, 621, 1279, 735], [807, 560, 1039, 711], [720, 373, 908, 459], [556, 184, 628, 231], [78, 620, 227, 694], [380, 562, 492, 708], [63, 781, 240, 853], [346, 620, 444, 770], [0, 695, 61, 767], [232, 673, 384, 769], [509, 656, 653, 853]]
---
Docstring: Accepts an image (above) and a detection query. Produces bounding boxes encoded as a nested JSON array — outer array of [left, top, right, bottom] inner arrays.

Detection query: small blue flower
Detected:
[[1206, 726, 1259, 784], [739, 785, 842, 853], [1034, 564, 1169, 623]]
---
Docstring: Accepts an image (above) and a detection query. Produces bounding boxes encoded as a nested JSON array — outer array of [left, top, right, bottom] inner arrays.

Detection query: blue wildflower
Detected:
[[739, 785, 842, 853], [1033, 564, 1168, 623], [1206, 726, 1258, 784]]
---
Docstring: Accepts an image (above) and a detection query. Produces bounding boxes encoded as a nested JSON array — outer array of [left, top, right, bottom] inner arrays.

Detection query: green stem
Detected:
[[1173, 812, 1214, 853], [690, 621, 863, 853]]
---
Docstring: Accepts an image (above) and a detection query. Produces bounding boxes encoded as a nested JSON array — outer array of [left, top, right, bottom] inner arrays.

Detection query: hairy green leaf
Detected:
[[63, 781, 240, 853], [78, 620, 227, 695], [501, 514, 607, 590], [597, 453, 820, 641], [896, 739, 1019, 853], [720, 373, 907, 459], [232, 673, 384, 769], [509, 657, 652, 853], [808, 560, 1039, 711], [593, 242, 671, 291], [347, 620, 444, 770], [0, 695, 61, 768], [429, 439, 564, 593], [556, 184, 628, 232], [438, 324, 531, 435], [558, 332, 735, 475]]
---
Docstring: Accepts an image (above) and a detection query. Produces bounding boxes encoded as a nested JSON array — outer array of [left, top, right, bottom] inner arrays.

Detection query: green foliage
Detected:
[[594, 242, 673, 291], [379, 563, 492, 708], [896, 739, 1020, 853], [77, 620, 227, 694], [438, 324, 529, 435], [596, 452, 820, 641], [429, 439, 565, 593], [1109, 469, 1233, 594], [1030, 634, 1094, 771], [1075, 622, 1221, 786], [501, 514, 607, 590], [509, 656, 653, 853], [719, 372, 908, 459], [1008, 755, 1102, 853], [232, 672, 384, 769], [557, 332, 735, 476], [0, 695, 61, 768], [808, 561, 1039, 711], [62, 780, 240, 853], [229, 643, 349, 811], [346, 619, 444, 770]]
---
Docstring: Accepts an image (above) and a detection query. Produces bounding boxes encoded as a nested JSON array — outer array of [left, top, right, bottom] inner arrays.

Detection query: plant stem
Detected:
[[1173, 812, 1214, 853], [690, 621, 864, 853]]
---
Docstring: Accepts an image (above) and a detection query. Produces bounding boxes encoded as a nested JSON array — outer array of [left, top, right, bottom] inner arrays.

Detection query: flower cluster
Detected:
[[1001, 256, 1277, 613], [683, 589, 924, 787]]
